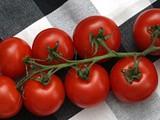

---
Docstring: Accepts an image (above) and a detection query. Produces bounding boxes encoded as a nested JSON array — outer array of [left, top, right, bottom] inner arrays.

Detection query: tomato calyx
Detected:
[[35, 74, 50, 85], [34, 70, 54, 85], [73, 62, 97, 80], [121, 57, 141, 84], [46, 41, 61, 63], [23, 56, 36, 69], [147, 24, 160, 38], [90, 27, 112, 56], [73, 64, 90, 80]]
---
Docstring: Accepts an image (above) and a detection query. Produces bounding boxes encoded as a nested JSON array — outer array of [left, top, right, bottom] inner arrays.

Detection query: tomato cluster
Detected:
[[0, 8, 159, 118]]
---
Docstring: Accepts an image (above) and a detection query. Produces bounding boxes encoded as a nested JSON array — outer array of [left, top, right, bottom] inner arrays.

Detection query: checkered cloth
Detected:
[[1, 0, 160, 120]]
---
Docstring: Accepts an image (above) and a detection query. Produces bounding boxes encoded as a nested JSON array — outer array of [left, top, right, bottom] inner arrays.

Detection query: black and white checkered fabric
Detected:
[[1, 0, 160, 120]]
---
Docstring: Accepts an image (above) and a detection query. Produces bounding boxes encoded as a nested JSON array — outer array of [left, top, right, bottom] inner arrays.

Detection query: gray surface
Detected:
[[106, 92, 160, 120], [0, 0, 44, 39], [46, 0, 99, 37]]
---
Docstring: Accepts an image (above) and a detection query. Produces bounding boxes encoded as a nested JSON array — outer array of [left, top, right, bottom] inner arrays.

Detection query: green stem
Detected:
[[17, 36, 160, 90], [141, 46, 160, 56], [16, 67, 52, 91]]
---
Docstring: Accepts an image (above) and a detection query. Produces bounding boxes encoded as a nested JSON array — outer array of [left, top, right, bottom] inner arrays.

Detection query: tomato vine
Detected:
[[16, 27, 160, 90]]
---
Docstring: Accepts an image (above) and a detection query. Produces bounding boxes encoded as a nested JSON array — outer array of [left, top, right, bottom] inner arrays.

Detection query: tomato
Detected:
[[133, 8, 160, 55], [23, 74, 65, 116], [0, 76, 22, 119], [32, 28, 74, 65], [65, 64, 110, 108], [0, 37, 32, 78], [73, 16, 121, 60], [110, 57, 158, 103]]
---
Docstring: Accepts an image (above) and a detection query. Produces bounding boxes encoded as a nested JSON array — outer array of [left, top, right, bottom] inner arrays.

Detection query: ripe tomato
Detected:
[[73, 16, 121, 60], [110, 57, 158, 103], [23, 74, 65, 116], [0, 37, 32, 78], [32, 28, 74, 65], [0, 76, 22, 119], [133, 8, 160, 55], [65, 64, 110, 108]]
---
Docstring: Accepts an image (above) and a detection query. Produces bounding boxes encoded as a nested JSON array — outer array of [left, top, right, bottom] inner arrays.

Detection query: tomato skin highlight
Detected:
[[0, 76, 22, 119], [32, 28, 74, 65], [110, 57, 158, 103], [0, 37, 32, 78], [73, 16, 121, 61], [23, 74, 65, 116], [65, 64, 110, 108], [133, 8, 160, 55]]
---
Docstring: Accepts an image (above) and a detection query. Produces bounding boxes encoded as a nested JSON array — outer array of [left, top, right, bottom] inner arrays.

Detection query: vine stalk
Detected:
[[16, 26, 160, 90]]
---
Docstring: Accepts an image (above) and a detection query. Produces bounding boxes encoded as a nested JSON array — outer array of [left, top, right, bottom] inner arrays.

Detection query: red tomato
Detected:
[[73, 16, 121, 60], [0, 76, 22, 119], [65, 64, 110, 108], [0, 37, 32, 78], [23, 74, 65, 116], [32, 28, 74, 64], [133, 8, 160, 55], [110, 57, 158, 103]]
